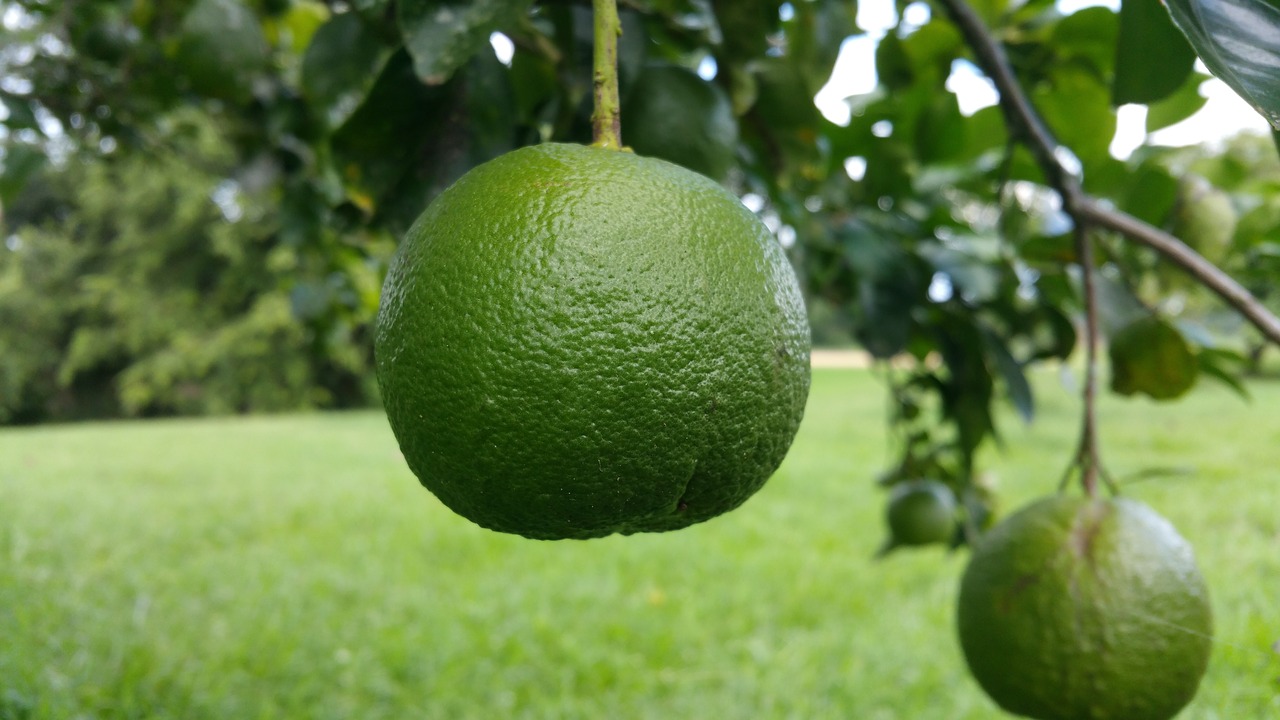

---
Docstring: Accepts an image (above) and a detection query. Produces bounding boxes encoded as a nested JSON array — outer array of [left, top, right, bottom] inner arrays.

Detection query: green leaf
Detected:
[[1164, 0, 1280, 129], [919, 242, 1003, 304], [752, 58, 821, 131], [175, 0, 270, 103], [1094, 271, 1148, 335], [712, 0, 782, 61], [0, 145, 45, 203], [1197, 346, 1251, 398], [875, 30, 914, 91], [397, 0, 533, 85], [1108, 315, 1199, 400], [1113, 0, 1197, 105], [0, 93, 40, 132], [1145, 72, 1211, 132], [331, 50, 447, 207], [790, 0, 861, 87], [1054, 6, 1119, 80], [979, 326, 1034, 423], [1035, 66, 1116, 166], [268, 0, 331, 55], [915, 91, 966, 164], [302, 13, 395, 130], [836, 218, 924, 359], [1119, 162, 1180, 227]]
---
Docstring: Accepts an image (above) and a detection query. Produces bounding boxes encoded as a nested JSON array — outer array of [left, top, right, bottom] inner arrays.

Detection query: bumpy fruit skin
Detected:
[[957, 494, 1213, 720], [375, 143, 811, 540]]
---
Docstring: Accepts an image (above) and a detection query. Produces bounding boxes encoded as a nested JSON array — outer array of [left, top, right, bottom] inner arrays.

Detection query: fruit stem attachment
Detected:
[[590, 0, 624, 150], [1071, 222, 1106, 497]]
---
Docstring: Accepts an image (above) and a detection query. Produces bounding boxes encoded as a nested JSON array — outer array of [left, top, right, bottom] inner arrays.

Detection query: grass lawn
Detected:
[[2, 368, 1278, 719]]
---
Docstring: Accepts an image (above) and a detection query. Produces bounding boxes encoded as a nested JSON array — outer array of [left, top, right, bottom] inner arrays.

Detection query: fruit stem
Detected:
[[591, 0, 624, 150], [1071, 221, 1106, 497]]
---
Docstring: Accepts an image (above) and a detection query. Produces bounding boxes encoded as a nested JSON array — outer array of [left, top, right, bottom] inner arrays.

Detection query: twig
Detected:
[[935, 0, 1280, 348], [1072, 221, 1102, 496], [1075, 199, 1280, 344], [590, 0, 623, 149]]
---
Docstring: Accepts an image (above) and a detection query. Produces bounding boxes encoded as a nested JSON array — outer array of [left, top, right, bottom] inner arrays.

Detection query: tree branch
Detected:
[[935, 0, 1280, 347], [1075, 199, 1280, 343]]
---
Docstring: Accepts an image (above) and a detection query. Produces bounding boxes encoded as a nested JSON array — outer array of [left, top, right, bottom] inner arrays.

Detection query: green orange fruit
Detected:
[[881, 479, 957, 552], [957, 494, 1213, 720], [375, 143, 811, 540]]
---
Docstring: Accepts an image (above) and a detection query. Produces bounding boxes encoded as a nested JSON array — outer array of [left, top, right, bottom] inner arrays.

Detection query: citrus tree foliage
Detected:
[[2, 0, 1279, 527], [0, 111, 375, 421]]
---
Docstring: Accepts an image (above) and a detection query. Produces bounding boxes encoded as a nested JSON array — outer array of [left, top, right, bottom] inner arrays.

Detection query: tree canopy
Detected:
[[2, 0, 1280, 530]]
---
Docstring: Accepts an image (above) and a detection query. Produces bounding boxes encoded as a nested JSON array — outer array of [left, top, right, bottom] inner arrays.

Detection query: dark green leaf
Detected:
[[302, 13, 396, 130], [1035, 65, 1117, 166], [1020, 233, 1076, 265], [838, 220, 923, 358], [1164, 0, 1280, 128], [1054, 6, 1120, 80], [980, 326, 1034, 423], [0, 145, 46, 204], [713, 0, 783, 61], [914, 91, 966, 164], [1119, 162, 1180, 227], [875, 30, 914, 91], [1108, 315, 1199, 400], [1196, 346, 1251, 398], [175, 0, 270, 103], [331, 50, 448, 208], [752, 58, 820, 131], [1114, 0, 1197, 104], [790, 0, 860, 87], [397, 0, 533, 85], [0, 93, 40, 132], [1145, 72, 1211, 132]]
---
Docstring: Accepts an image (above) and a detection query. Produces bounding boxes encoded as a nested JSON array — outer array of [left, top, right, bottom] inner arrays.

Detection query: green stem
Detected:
[[1074, 221, 1102, 497], [591, 0, 623, 149]]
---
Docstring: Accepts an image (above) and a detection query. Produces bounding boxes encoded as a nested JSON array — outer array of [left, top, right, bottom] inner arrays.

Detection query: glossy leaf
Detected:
[[302, 13, 395, 130], [1114, 0, 1197, 104], [397, 0, 533, 84], [331, 50, 447, 207], [1145, 72, 1211, 132], [1164, 0, 1280, 128]]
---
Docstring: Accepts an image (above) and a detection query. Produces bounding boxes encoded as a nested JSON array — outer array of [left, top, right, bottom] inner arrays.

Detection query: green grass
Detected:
[[2, 368, 1278, 719]]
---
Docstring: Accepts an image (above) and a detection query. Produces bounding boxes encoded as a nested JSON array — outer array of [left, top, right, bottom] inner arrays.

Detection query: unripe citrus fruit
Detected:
[[882, 479, 957, 550], [375, 143, 811, 540], [957, 494, 1213, 720]]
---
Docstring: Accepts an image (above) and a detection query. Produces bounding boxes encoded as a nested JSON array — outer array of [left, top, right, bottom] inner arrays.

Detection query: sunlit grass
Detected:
[[1, 368, 1277, 718]]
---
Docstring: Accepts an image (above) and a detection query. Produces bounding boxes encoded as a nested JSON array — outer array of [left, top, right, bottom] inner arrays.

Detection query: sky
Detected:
[[813, 0, 1273, 159]]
